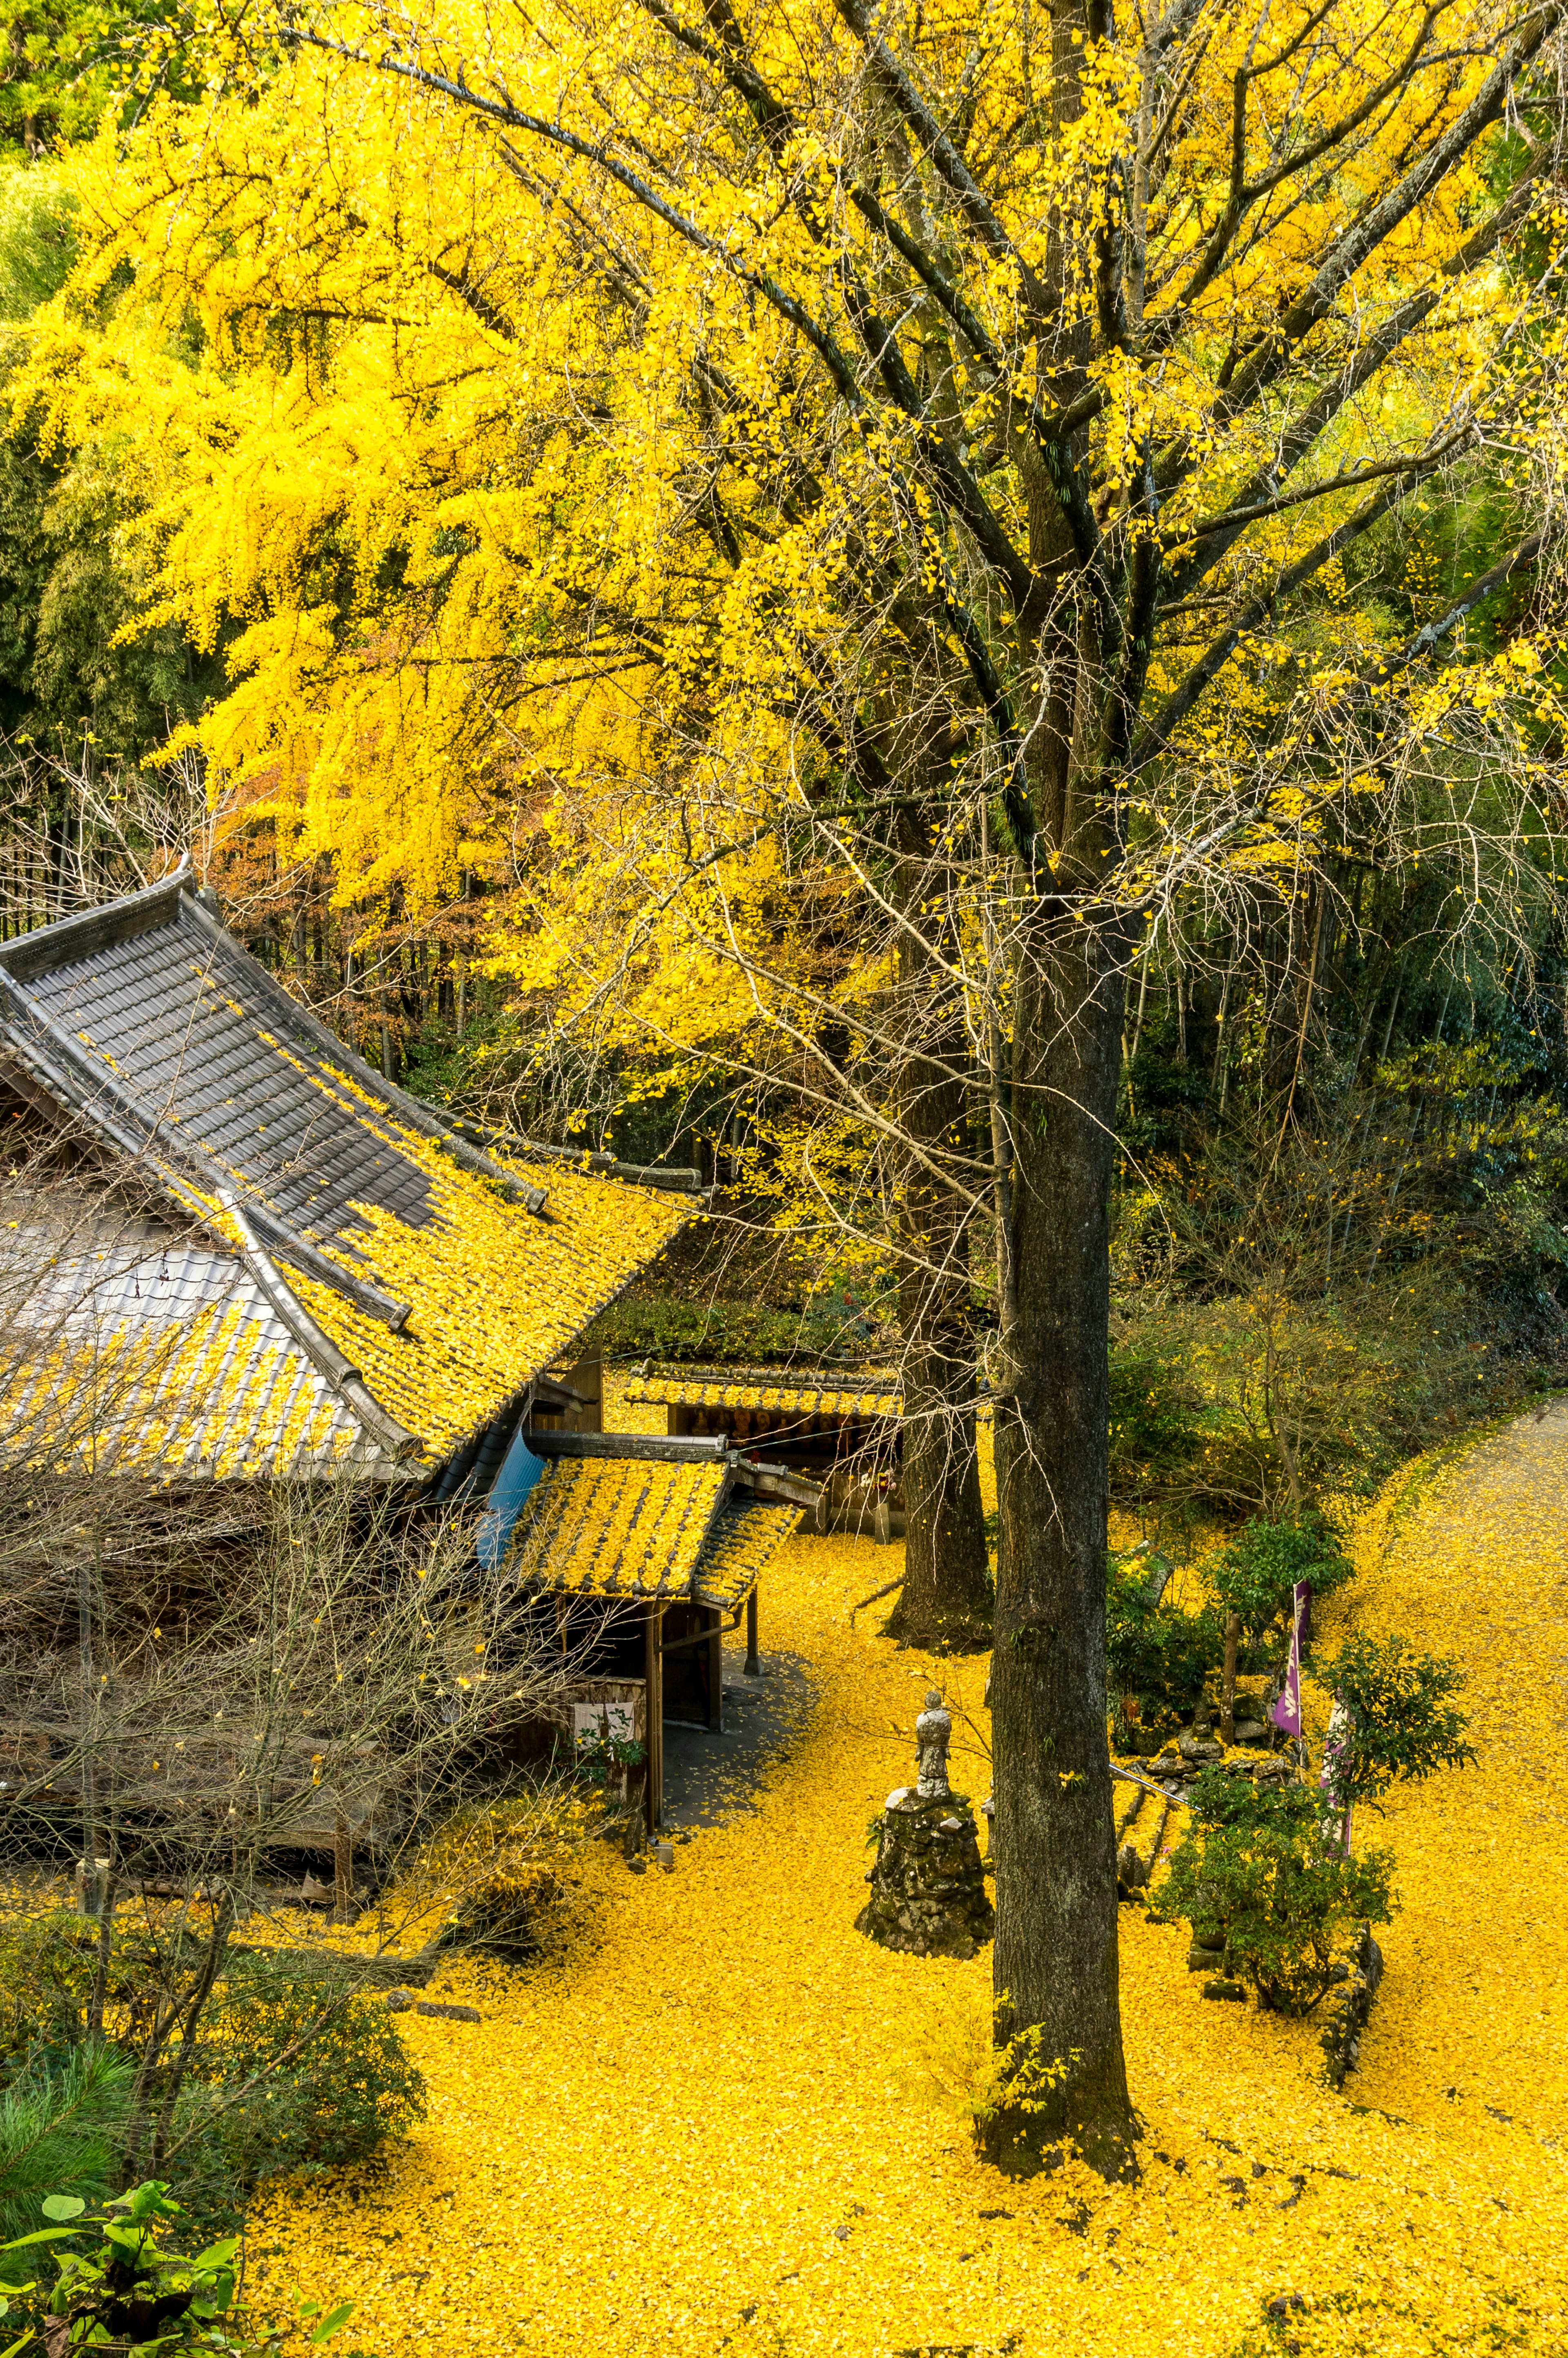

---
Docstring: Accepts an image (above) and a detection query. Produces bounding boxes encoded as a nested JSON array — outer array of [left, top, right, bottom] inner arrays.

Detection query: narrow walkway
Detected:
[[1336, 1399, 1568, 2146], [660, 1646, 815, 1832]]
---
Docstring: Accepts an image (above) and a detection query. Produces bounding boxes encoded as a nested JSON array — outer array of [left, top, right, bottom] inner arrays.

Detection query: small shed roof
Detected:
[[511, 1455, 727, 1601], [510, 1440, 811, 1605], [0, 874, 697, 1482], [625, 1362, 902, 1419], [691, 1497, 799, 1610]]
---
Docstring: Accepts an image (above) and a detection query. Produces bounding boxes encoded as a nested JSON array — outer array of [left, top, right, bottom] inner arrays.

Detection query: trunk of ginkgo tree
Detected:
[[884, 814, 993, 1654], [983, 903, 1138, 2177], [974, 0, 1141, 2175]]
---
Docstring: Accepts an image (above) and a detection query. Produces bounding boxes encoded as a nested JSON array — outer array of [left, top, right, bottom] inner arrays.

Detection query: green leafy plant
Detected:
[[1157, 1768, 1396, 2015], [1107, 1340, 1212, 1510], [171, 1960, 426, 2240], [573, 1732, 646, 1791], [1315, 1633, 1475, 1811], [1210, 1514, 1354, 1630], [1209, 1514, 1354, 1738], [0, 2043, 133, 2247], [0, 2177, 347, 2357], [1105, 1550, 1223, 1744], [0, 1915, 123, 2069]]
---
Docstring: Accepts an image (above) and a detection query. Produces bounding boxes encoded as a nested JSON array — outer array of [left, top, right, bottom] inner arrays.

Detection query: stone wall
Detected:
[[1320, 1921, 1384, 2089]]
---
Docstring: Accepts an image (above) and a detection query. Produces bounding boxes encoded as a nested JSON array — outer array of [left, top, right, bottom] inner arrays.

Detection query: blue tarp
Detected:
[[475, 1421, 547, 1568]]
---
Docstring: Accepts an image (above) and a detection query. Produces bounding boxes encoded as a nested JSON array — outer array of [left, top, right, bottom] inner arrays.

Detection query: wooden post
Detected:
[[644, 1605, 664, 1836], [333, 1812, 354, 1923], [744, 1586, 761, 1677], [707, 1605, 724, 1733]]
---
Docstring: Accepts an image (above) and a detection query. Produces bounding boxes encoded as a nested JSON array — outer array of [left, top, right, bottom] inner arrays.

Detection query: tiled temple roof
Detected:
[[624, 1362, 902, 1419], [0, 873, 696, 1482]]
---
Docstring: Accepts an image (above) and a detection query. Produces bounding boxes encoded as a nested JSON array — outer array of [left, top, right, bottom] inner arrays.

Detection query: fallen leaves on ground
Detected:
[[247, 1391, 1568, 2355]]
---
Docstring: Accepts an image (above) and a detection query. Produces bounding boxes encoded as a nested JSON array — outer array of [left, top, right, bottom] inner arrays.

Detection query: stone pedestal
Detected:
[[856, 1786, 995, 1959]]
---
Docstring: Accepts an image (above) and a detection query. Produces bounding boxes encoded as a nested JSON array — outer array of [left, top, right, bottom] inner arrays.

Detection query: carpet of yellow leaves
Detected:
[[248, 1398, 1568, 2356]]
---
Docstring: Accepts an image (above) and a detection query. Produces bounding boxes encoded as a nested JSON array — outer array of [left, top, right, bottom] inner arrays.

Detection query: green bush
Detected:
[[1108, 1342, 1211, 1507], [0, 1918, 426, 2244], [0, 1909, 206, 2088], [1, 2177, 350, 2358], [1157, 1767, 1396, 2014], [1105, 1551, 1224, 1742], [174, 1957, 427, 2238], [1209, 1513, 1354, 1638], [0, 2044, 133, 2251], [0, 1917, 95, 2072], [1316, 1633, 1475, 1810]]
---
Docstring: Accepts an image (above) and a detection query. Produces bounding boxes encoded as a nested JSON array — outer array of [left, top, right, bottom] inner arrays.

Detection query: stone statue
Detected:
[[915, 1689, 951, 1799], [858, 1689, 993, 1959]]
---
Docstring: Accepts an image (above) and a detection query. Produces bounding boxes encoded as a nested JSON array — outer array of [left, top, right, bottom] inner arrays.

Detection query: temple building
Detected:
[[624, 1362, 907, 1538], [0, 866, 807, 1834]]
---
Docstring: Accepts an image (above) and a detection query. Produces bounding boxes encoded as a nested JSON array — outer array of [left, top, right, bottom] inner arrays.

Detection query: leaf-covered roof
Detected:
[[625, 1362, 902, 1419], [0, 875, 696, 1480]]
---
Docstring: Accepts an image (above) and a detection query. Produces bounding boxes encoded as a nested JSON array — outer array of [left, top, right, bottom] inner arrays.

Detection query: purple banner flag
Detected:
[[1269, 1579, 1312, 1736]]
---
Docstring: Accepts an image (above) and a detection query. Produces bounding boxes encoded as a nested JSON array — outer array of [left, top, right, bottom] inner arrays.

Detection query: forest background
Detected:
[[2, 0, 1564, 1542]]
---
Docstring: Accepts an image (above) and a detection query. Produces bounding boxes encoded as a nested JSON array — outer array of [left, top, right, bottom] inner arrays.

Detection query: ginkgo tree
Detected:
[[19, 0, 1568, 2167]]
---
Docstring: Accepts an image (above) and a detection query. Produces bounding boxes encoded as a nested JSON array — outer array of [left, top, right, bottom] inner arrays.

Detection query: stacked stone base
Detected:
[[1320, 1921, 1384, 2088], [856, 1787, 994, 1959]]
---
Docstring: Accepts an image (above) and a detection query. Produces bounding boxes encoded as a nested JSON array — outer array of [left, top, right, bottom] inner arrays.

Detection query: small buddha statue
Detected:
[[915, 1689, 952, 1799]]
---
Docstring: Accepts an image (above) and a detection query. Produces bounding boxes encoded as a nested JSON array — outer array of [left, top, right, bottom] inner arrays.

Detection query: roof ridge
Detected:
[[448, 1114, 707, 1198], [0, 867, 189, 985], [634, 1358, 901, 1382]]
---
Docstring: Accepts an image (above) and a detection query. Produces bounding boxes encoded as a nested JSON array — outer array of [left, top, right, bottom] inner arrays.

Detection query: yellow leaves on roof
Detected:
[[0, 1295, 362, 1482], [288, 1139, 691, 1461], [693, 1500, 795, 1610], [627, 1366, 902, 1418], [511, 1456, 725, 1600]]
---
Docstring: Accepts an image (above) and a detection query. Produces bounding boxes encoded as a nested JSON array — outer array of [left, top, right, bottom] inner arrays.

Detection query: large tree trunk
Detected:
[[884, 816, 993, 1653], [982, 909, 1136, 2176], [887, 1328, 991, 1652]]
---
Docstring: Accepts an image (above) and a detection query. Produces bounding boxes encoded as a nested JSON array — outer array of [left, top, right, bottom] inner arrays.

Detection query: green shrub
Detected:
[[1108, 1342, 1211, 1507], [1209, 1513, 1354, 1639], [1316, 1633, 1475, 1809], [0, 1917, 95, 2072], [1157, 1767, 1396, 2015], [0, 2044, 133, 2252], [1, 2178, 350, 2357], [173, 1957, 427, 2237], [1106, 1551, 1224, 1741], [0, 1910, 180, 2095]]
